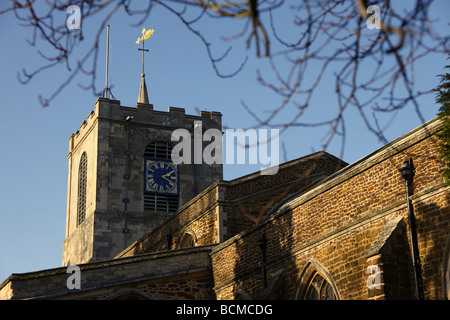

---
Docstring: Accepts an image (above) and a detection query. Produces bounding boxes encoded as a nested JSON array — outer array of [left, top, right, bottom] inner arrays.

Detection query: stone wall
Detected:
[[211, 118, 450, 300], [222, 152, 348, 239], [63, 110, 98, 266], [62, 98, 223, 266], [0, 245, 215, 300], [117, 182, 223, 257], [116, 152, 347, 259], [3, 116, 448, 301]]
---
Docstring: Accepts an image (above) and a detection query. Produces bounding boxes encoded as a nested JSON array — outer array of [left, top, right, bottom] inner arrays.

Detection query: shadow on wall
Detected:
[[414, 192, 450, 299]]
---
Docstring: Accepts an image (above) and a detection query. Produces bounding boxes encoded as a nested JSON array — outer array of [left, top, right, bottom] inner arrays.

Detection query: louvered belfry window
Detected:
[[144, 193, 179, 213], [144, 142, 179, 213], [144, 141, 172, 159], [77, 152, 88, 226]]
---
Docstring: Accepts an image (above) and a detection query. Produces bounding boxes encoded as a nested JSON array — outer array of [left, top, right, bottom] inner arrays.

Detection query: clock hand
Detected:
[[161, 175, 175, 185], [161, 171, 174, 179]]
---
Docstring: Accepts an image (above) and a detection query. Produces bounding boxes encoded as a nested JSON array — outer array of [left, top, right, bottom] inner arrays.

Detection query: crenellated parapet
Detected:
[[68, 98, 222, 157]]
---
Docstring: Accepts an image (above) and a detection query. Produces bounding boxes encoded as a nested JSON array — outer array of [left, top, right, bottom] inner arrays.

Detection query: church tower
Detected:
[[62, 99, 222, 266], [62, 29, 222, 265]]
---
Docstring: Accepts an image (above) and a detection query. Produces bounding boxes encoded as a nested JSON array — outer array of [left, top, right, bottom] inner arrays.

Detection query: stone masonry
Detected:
[[1, 245, 215, 300], [62, 98, 223, 266], [1, 116, 448, 300], [115, 152, 347, 258], [210, 117, 450, 300]]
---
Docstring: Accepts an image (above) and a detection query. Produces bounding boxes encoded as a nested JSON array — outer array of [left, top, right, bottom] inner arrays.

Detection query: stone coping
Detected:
[[210, 117, 442, 256], [115, 150, 346, 258], [0, 244, 216, 290]]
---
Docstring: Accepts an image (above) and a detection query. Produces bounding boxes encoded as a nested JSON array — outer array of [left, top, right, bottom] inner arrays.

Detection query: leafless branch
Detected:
[[1, 0, 449, 224]]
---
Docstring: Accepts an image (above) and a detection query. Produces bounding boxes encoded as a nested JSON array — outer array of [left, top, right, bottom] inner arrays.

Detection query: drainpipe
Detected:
[[398, 158, 424, 300], [257, 234, 267, 290]]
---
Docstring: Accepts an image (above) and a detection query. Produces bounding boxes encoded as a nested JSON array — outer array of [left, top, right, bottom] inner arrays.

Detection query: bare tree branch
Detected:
[[1, 0, 449, 223]]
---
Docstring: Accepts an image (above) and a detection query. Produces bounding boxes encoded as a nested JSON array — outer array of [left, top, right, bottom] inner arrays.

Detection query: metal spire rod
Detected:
[[104, 24, 110, 99]]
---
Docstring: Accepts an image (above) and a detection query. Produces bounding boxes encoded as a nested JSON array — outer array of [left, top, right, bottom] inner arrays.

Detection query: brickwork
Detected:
[[222, 152, 347, 238], [415, 190, 450, 298], [116, 152, 347, 259], [2, 115, 448, 300], [365, 216, 413, 299], [211, 118, 450, 300], [117, 182, 223, 257]]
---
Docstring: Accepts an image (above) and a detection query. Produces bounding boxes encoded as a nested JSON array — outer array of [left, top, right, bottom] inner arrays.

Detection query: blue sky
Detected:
[[0, 1, 448, 284]]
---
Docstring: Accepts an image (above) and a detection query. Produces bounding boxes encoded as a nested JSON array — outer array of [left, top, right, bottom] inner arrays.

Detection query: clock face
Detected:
[[145, 159, 179, 194]]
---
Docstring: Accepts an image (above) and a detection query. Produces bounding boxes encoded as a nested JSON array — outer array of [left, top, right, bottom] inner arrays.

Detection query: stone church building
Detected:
[[1, 86, 449, 299]]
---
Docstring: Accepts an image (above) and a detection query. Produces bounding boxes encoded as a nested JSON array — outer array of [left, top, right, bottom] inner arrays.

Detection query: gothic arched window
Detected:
[[295, 259, 339, 300], [77, 152, 88, 226], [179, 231, 196, 248], [304, 272, 336, 300]]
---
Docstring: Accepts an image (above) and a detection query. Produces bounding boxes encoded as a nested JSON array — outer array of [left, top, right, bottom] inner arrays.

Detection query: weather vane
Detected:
[[136, 27, 155, 76]]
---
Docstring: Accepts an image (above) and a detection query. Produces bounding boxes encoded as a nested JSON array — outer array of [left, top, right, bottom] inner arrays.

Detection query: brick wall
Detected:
[[222, 152, 347, 238], [117, 182, 222, 257], [116, 152, 346, 258], [211, 118, 450, 300]]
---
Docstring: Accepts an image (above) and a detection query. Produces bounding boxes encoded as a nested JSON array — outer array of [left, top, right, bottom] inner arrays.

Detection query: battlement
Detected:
[[95, 98, 221, 129], [68, 97, 222, 156]]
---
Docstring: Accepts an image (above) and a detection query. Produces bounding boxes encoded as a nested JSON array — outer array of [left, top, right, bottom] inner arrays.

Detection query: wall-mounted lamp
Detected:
[[398, 158, 423, 300]]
